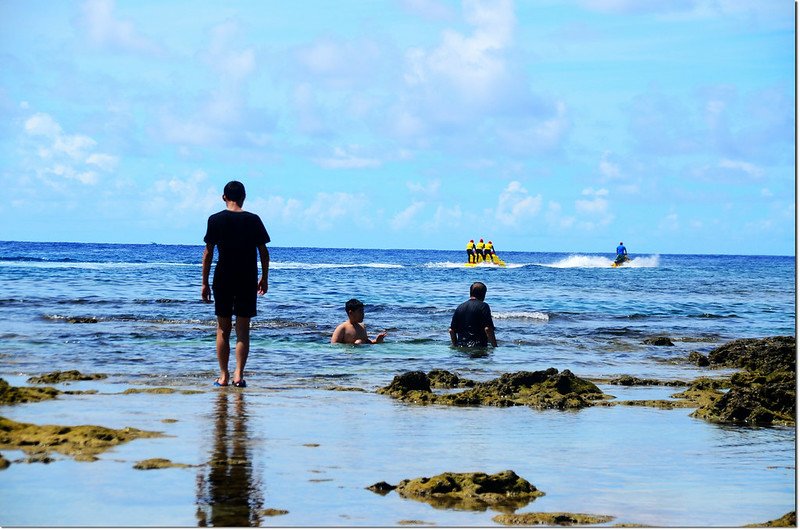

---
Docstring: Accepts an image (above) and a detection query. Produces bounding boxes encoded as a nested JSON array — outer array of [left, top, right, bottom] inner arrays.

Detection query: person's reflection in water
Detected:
[[196, 391, 264, 526]]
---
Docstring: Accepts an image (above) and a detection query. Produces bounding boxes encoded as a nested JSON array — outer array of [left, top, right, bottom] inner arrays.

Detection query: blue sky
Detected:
[[0, 0, 794, 254]]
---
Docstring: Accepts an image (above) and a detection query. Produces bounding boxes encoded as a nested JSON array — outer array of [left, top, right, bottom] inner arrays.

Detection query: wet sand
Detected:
[[0, 374, 795, 526]]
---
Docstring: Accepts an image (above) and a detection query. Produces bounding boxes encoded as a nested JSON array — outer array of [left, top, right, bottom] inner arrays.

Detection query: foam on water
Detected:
[[540, 254, 660, 268]]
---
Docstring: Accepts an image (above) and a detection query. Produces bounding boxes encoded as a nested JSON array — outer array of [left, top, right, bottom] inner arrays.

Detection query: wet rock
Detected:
[[428, 369, 475, 388], [686, 337, 796, 426], [27, 370, 107, 384], [688, 351, 710, 367], [0, 453, 9, 470], [746, 511, 796, 527], [643, 336, 674, 346], [379, 369, 609, 410], [0, 416, 162, 461], [691, 370, 795, 426], [0, 379, 60, 405], [608, 376, 686, 386], [493, 512, 614, 526], [393, 470, 544, 513], [261, 509, 289, 516], [66, 317, 98, 324], [133, 458, 192, 470], [706, 336, 795, 374], [367, 481, 397, 495]]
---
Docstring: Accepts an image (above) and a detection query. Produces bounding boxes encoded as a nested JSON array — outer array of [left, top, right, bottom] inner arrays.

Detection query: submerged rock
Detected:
[[133, 458, 192, 470], [260, 509, 289, 517], [493, 512, 614, 526], [378, 369, 609, 410], [392, 470, 544, 512], [27, 370, 107, 384], [367, 481, 397, 495], [0, 379, 60, 405], [608, 375, 686, 387], [0, 416, 162, 461], [643, 336, 674, 346]]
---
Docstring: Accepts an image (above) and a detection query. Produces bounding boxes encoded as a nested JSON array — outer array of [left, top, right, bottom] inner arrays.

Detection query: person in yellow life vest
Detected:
[[476, 239, 485, 262], [466, 239, 477, 263], [484, 240, 494, 261]]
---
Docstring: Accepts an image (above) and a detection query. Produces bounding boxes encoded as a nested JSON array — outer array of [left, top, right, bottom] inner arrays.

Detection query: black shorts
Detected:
[[213, 283, 257, 318]]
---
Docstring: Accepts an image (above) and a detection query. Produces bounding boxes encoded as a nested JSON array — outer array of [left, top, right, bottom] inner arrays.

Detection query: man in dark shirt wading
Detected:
[[202, 181, 270, 388], [449, 281, 497, 348]]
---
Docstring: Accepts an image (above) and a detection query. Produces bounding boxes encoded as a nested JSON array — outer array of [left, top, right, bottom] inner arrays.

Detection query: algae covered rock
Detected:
[[688, 336, 796, 426], [393, 470, 544, 512], [691, 370, 795, 426], [133, 458, 192, 470], [706, 336, 795, 374], [0, 379, 60, 405], [379, 369, 608, 410], [0, 416, 162, 461], [643, 336, 674, 346], [27, 370, 107, 384], [493, 512, 614, 526], [746, 511, 796, 527]]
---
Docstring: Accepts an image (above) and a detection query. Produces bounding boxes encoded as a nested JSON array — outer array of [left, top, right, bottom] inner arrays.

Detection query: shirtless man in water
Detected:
[[331, 299, 387, 344]]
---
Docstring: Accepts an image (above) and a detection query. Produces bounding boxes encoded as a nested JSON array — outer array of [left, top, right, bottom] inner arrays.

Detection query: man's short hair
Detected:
[[470, 282, 487, 300], [345, 298, 364, 313], [223, 181, 246, 206]]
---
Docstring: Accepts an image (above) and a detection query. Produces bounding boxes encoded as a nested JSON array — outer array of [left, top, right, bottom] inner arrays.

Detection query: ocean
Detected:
[[0, 241, 795, 526]]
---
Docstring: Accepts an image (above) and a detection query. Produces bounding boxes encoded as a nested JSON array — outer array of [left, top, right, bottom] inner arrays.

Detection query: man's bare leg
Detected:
[[232, 317, 250, 384], [216, 316, 233, 385]]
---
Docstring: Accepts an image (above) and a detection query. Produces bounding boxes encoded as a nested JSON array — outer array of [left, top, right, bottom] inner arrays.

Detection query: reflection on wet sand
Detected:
[[196, 391, 264, 527]]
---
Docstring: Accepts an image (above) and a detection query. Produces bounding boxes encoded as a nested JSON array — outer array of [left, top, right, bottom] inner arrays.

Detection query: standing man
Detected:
[[449, 281, 497, 348], [202, 181, 270, 388]]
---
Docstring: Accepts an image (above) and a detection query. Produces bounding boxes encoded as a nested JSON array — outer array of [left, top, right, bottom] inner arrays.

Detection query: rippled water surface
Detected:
[[0, 241, 795, 526]]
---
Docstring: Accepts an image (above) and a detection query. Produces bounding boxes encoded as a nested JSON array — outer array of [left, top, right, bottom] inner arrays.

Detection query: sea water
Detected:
[[0, 241, 795, 526]]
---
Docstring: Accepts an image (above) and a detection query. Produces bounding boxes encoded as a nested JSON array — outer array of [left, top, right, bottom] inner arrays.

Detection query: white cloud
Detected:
[[575, 188, 613, 228], [302, 192, 369, 230], [407, 180, 441, 196], [392, 201, 427, 230], [80, 0, 162, 55], [23, 112, 115, 186], [719, 158, 765, 179], [545, 201, 575, 229], [315, 146, 381, 169], [599, 151, 621, 179], [659, 212, 680, 231], [495, 181, 542, 226]]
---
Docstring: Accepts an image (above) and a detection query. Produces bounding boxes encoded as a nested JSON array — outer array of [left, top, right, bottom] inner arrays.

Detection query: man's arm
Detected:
[[485, 326, 497, 347], [449, 328, 458, 346], [257, 244, 269, 295], [201, 243, 214, 302], [371, 331, 387, 344], [331, 323, 344, 344]]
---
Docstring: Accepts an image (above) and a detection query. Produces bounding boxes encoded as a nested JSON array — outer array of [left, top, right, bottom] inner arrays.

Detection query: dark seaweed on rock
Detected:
[[0, 379, 60, 405], [378, 369, 609, 410], [391, 470, 544, 513], [690, 336, 796, 426], [27, 370, 107, 384], [706, 336, 795, 373], [493, 511, 614, 526]]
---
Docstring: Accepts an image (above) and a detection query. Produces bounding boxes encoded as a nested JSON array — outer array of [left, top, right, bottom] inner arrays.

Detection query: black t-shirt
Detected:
[[204, 210, 270, 288], [450, 298, 494, 347]]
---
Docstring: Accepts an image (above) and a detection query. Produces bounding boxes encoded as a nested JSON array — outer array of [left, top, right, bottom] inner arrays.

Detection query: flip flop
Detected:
[[232, 380, 247, 388], [213, 379, 229, 387]]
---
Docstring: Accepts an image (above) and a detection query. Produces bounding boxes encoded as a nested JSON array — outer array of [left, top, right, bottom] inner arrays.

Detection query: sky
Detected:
[[0, 0, 794, 255]]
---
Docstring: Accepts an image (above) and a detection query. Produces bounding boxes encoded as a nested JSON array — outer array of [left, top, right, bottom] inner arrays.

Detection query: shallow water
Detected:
[[0, 242, 795, 526]]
